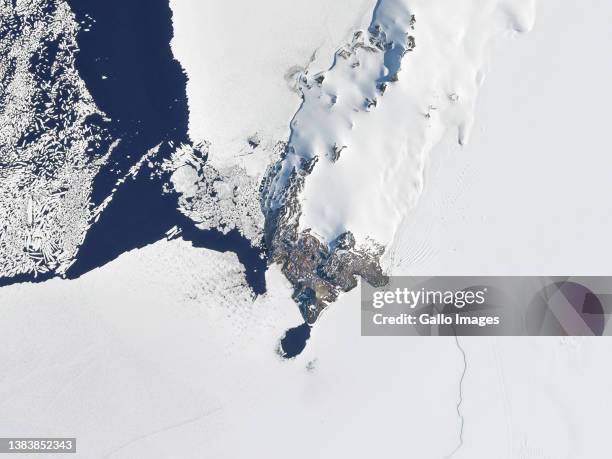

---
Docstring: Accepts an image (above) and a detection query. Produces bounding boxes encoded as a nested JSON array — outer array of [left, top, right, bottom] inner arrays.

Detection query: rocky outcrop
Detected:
[[263, 149, 388, 324]]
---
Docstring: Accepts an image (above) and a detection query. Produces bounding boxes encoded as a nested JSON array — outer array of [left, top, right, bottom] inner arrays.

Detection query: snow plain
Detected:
[[389, 0, 612, 277], [1, 0, 612, 458], [0, 238, 462, 459]]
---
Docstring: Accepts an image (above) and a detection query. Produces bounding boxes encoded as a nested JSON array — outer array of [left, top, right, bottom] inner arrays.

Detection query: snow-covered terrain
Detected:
[[167, 0, 377, 247], [288, 0, 535, 247], [169, 0, 374, 175], [260, 0, 534, 247], [1, 0, 612, 457], [172, 0, 536, 249], [390, 0, 612, 278]]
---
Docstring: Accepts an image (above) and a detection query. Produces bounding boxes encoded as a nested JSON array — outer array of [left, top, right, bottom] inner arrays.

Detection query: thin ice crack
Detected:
[[446, 334, 467, 459]]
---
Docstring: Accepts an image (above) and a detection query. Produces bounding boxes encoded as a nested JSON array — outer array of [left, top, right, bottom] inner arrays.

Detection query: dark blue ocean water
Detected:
[[0, 0, 266, 294], [65, 0, 266, 294], [64, 143, 266, 294], [67, 0, 189, 204], [280, 323, 311, 358]]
